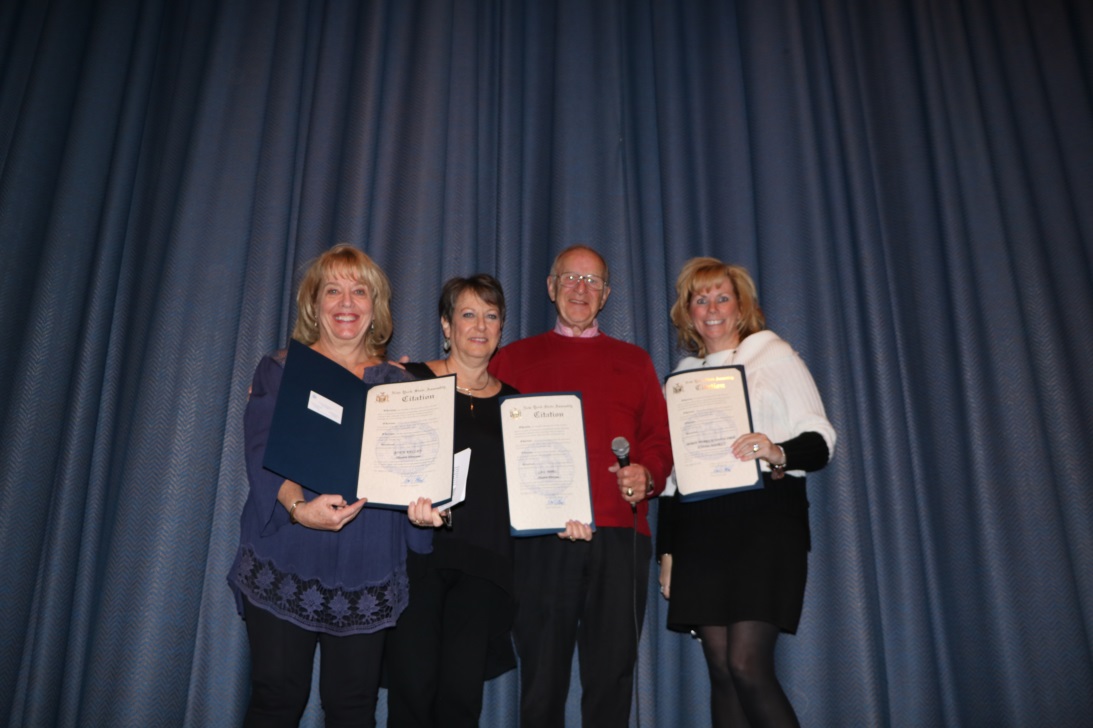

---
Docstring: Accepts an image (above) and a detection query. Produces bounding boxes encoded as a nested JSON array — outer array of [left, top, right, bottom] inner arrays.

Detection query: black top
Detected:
[[405, 362, 519, 594]]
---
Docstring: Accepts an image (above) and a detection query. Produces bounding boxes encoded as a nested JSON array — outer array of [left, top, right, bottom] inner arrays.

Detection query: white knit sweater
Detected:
[[669, 329, 835, 485]]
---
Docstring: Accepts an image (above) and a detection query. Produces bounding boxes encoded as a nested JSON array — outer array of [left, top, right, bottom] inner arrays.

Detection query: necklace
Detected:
[[443, 359, 490, 414], [703, 348, 737, 367]]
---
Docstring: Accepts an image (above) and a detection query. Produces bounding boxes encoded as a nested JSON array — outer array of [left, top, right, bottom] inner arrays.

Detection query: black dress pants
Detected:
[[242, 596, 385, 728], [385, 553, 513, 727], [512, 527, 651, 728]]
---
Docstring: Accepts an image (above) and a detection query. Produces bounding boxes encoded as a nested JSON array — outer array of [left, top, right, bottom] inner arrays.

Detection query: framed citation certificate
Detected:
[[665, 365, 761, 501], [499, 392, 595, 536], [358, 375, 457, 508], [264, 340, 456, 508]]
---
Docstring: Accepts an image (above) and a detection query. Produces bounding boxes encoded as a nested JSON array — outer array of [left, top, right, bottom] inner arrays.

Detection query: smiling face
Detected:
[[317, 273, 374, 351], [688, 277, 740, 354], [442, 290, 503, 362], [547, 248, 611, 334]]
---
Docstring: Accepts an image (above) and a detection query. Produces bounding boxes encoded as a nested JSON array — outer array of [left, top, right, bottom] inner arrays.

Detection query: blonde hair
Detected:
[[670, 257, 765, 357], [291, 244, 393, 359]]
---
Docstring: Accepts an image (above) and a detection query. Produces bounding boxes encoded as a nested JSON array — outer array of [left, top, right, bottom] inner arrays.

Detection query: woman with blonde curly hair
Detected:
[[228, 244, 429, 727]]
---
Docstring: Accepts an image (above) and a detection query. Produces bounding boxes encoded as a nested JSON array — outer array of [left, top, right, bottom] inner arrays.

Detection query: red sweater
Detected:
[[489, 331, 672, 535]]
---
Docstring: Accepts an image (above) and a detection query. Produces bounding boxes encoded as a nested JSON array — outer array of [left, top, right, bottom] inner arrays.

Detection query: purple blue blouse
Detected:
[[228, 350, 432, 635]]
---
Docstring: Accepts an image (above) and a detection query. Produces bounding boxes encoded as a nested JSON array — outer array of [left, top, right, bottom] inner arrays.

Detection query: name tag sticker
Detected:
[[308, 391, 343, 424]]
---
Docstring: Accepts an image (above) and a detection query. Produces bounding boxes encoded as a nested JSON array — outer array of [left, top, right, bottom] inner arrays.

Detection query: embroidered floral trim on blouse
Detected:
[[234, 546, 408, 635]]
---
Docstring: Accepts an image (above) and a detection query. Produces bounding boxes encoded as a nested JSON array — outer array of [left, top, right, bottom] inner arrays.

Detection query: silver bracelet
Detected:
[[770, 446, 787, 480]]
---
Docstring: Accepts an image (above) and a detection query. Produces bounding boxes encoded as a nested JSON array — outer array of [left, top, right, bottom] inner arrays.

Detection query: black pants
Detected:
[[385, 553, 513, 727], [512, 527, 651, 728], [242, 597, 385, 728]]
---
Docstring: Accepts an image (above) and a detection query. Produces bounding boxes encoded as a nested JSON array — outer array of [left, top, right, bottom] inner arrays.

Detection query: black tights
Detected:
[[696, 621, 800, 728]]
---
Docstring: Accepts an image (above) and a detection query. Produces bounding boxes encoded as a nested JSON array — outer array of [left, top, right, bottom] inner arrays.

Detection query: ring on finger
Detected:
[[752, 443, 760, 452], [626, 487, 634, 497]]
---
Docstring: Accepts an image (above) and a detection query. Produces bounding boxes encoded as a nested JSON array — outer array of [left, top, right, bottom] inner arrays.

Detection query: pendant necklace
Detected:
[[444, 358, 489, 415], [703, 345, 738, 365], [703, 349, 737, 367]]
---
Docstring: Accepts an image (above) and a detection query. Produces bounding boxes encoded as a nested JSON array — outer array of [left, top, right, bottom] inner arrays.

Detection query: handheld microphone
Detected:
[[612, 438, 641, 721], [611, 437, 636, 512]]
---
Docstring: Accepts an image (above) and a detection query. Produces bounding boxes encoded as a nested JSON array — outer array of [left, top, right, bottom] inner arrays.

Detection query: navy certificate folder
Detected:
[[263, 340, 367, 501]]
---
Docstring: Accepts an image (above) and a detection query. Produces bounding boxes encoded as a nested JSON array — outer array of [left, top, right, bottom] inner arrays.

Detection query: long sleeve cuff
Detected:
[[778, 431, 830, 473]]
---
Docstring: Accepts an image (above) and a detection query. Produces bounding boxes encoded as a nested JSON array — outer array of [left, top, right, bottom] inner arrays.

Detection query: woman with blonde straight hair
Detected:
[[658, 257, 836, 728]]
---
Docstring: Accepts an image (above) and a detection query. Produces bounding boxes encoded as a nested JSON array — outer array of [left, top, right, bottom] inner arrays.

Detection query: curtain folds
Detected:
[[1, 0, 1090, 725]]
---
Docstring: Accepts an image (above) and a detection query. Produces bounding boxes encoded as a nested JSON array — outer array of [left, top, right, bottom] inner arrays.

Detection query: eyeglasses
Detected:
[[555, 273, 607, 291]]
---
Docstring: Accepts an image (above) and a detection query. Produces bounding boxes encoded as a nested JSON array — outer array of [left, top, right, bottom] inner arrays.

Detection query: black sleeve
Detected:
[[402, 361, 435, 379], [778, 431, 830, 473]]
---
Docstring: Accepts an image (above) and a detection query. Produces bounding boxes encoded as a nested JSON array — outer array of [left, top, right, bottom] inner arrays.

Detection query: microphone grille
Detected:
[[611, 436, 630, 458]]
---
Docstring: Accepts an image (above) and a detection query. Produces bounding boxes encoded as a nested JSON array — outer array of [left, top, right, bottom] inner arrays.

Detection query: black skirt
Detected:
[[663, 475, 811, 634]]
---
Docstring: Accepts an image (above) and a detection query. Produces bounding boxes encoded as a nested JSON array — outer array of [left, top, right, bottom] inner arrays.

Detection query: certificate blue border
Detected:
[[664, 364, 763, 503], [499, 391, 597, 537]]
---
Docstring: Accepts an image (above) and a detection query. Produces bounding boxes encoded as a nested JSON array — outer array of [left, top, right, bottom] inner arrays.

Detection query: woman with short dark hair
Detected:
[[385, 274, 520, 728]]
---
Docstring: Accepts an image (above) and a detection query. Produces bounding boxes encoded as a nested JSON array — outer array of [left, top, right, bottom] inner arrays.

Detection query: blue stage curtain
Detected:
[[1, 0, 1090, 725]]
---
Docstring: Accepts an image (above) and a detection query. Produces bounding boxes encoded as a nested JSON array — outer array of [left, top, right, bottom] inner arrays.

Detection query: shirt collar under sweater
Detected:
[[553, 318, 601, 338]]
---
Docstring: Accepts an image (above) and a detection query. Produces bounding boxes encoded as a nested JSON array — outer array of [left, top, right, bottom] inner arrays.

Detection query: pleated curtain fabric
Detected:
[[1, 0, 1091, 725]]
